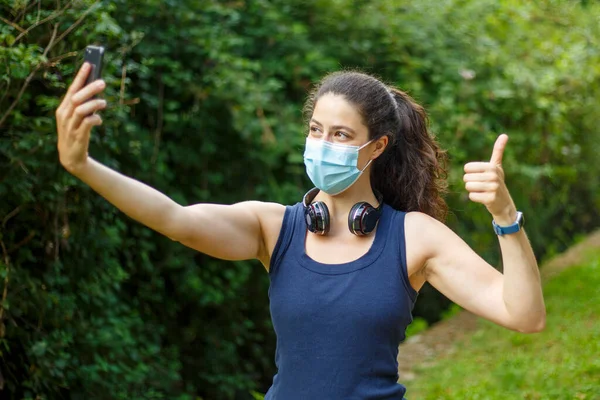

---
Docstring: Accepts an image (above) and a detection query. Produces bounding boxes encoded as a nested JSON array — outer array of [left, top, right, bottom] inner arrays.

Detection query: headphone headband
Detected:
[[302, 187, 321, 208]]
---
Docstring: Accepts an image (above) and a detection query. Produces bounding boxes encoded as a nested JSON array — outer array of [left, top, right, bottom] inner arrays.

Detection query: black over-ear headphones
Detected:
[[302, 188, 384, 236]]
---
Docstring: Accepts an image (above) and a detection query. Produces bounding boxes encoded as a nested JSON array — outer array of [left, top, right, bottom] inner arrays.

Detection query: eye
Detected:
[[309, 126, 322, 136], [334, 131, 349, 139]]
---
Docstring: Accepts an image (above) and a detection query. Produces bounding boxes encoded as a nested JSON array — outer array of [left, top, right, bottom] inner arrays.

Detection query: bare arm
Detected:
[[56, 63, 284, 266], [407, 134, 545, 333], [70, 157, 182, 239], [172, 201, 285, 264], [408, 213, 545, 333], [69, 159, 284, 263]]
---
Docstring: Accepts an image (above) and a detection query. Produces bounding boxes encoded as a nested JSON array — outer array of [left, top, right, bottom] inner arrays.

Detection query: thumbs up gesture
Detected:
[[463, 134, 517, 225]]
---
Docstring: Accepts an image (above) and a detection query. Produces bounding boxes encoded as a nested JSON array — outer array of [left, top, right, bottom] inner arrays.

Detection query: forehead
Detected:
[[312, 93, 366, 129]]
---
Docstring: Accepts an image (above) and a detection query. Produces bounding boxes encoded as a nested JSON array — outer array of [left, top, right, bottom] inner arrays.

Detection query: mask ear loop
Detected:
[[360, 159, 373, 173], [359, 133, 392, 173], [358, 139, 375, 172], [358, 140, 373, 150]]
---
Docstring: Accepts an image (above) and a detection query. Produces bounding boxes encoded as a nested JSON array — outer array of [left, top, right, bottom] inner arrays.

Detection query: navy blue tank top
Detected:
[[265, 202, 418, 400]]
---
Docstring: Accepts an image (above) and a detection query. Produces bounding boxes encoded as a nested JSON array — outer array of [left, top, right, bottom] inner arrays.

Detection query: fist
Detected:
[[463, 134, 517, 224], [55, 62, 107, 173]]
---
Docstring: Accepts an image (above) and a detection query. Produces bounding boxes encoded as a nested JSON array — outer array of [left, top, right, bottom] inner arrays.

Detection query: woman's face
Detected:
[[308, 93, 370, 146], [309, 93, 387, 169]]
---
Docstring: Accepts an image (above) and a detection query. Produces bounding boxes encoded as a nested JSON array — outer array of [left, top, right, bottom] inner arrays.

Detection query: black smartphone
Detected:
[[83, 45, 105, 88]]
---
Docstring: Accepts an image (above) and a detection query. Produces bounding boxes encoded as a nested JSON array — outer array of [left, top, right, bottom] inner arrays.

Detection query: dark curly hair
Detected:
[[304, 71, 448, 222]]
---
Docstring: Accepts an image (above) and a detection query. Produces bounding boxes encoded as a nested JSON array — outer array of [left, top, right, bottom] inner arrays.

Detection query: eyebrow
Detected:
[[310, 118, 356, 135]]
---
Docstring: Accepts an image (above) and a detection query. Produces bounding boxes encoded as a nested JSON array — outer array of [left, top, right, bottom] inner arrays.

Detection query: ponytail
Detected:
[[372, 88, 448, 221]]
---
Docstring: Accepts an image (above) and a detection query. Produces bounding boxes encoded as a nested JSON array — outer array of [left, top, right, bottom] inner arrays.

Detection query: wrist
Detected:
[[61, 155, 90, 177], [492, 207, 517, 226], [492, 210, 524, 236]]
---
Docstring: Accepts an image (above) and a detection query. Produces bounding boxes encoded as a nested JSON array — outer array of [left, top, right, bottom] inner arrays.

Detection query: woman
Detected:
[[55, 64, 546, 399]]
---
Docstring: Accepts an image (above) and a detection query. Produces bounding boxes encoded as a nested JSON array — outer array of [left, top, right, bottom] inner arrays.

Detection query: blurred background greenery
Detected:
[[0, 0, 598, 398]]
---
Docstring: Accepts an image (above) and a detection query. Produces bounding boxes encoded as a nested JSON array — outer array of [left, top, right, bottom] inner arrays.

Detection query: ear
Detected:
[[370, 135, 389, 160]]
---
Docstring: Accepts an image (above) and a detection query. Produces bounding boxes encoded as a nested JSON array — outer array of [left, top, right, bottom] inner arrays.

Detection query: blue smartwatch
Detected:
[[492, 211, 524, 236]]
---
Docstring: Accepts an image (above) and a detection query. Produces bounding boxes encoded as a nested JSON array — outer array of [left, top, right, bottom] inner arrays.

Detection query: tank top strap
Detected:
[[388, 209, 418, 302], [269, 202, 304, 276]]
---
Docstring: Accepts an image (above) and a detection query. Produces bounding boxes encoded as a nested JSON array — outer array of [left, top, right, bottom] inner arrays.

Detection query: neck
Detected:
[[313, 172, 379, 222]]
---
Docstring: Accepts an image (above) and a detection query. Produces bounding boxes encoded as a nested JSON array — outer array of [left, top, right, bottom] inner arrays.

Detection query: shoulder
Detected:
[[245, 201, 292, 268], [403, 211, 457, 275], [240, 200, 287, 215], [404, 210, 452, 239], [239, 201, 287, 232], [386, 207, 439, 226], [253, 201, 287, 225]]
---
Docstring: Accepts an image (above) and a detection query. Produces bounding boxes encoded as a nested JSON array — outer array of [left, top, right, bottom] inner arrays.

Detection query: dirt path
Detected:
[[397, 229, 600, 381]]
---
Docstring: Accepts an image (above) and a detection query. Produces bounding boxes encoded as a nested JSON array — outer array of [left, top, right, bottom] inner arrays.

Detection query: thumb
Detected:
[[490, 133, 509, 166]]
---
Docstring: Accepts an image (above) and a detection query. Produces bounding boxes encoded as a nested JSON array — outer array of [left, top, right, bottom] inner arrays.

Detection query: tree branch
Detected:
[[120, 62, 127, 105], [0, 19, 58, 129], [14, 0, 40, 24], [42, 21, 59, 58], [12, 1, 71, 46], [45, 50, 78, 67], [0, 0, 91, 130], [36, 0, 42, 25], [52, 1, 100, 48], [8, 231, 36, 254], [2, 206, 22, 229], [0, 65, 41, 129], [0, 16, 25, 33]]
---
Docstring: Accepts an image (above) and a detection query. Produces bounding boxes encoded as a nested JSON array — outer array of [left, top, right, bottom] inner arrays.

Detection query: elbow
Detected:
[[516, 312, 546, 334], [161, 205, 190, 242]]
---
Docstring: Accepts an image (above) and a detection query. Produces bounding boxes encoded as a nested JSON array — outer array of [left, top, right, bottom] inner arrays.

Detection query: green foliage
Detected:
[[405, 317, 429, 339], [407, 249, 600, 399], [441, 304, 462, 321], [249, 391, 265, 400], [0, 0, 599, 398]]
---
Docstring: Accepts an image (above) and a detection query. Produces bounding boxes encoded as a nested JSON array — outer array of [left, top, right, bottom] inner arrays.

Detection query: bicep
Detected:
[[412, 214, 514, 329], [167, 201, 273, 262]]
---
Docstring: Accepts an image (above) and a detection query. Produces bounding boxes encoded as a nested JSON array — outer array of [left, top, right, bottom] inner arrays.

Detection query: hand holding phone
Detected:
[[55, 46, 107, 173]]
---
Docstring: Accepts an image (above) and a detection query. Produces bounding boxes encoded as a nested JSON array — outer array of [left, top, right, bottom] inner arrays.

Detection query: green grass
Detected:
[[405, 249, 600, 399]]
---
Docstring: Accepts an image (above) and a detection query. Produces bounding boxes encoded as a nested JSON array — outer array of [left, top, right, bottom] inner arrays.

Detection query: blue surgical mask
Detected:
[[303, 138, 373, 195]]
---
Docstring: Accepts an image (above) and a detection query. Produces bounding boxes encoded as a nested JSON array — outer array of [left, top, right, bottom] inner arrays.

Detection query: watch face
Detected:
[[517, 211, 524, 228]]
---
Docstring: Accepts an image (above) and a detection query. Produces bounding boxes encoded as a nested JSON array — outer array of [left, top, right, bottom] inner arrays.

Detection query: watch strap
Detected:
[[492, 211, 524, 236]]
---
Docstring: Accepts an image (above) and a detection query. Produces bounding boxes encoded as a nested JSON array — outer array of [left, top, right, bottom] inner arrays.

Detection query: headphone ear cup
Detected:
[[348, 202, 368, 236], [305, 201, 330, 235], [348, 202, 381, 236], [361, 207, 381, 235]]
